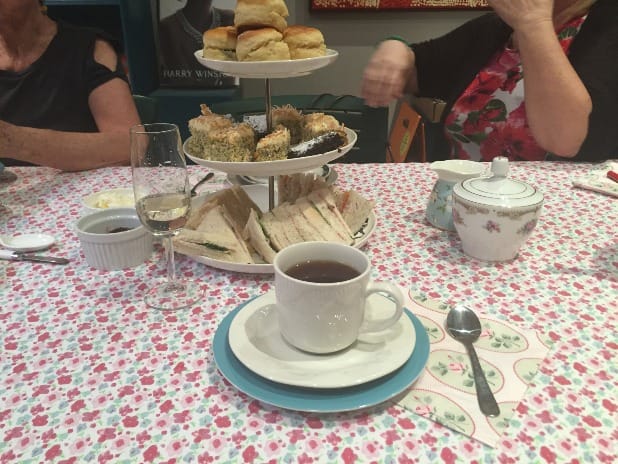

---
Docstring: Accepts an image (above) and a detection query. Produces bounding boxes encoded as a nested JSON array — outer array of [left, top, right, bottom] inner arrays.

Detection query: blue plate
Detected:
[[213, 298, 430, 413]]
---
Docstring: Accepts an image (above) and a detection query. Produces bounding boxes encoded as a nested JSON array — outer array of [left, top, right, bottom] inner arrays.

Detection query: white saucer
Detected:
[[0, 233, 55, 252], [228, 291, 416, 389]]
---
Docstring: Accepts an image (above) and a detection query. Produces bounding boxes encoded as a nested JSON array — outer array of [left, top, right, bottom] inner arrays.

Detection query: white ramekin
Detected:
[[76, 208, 153, 270]]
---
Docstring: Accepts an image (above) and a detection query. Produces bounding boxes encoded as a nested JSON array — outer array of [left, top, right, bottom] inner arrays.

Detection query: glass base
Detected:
[[144, 278, 203, 311]]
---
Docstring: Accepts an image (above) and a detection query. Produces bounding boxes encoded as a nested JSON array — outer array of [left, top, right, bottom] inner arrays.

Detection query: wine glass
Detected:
[[130, 123, 203, 310]]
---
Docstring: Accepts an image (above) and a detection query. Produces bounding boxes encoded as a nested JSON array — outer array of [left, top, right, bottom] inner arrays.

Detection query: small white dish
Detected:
[[0, 233, 55, 252], [228, 291, 416, 389], [82, 188, 135, 214], [194, 49, 339, 79], [75, 208, 153, 271], [183, 127, 356, 176]]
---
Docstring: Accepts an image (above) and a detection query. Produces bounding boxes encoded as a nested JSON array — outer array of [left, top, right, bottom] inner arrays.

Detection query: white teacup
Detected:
[[273, 242, 404, 354]]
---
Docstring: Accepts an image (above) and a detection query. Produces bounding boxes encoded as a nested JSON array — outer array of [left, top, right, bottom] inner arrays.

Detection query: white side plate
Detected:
[[0, 233, 56, 252]]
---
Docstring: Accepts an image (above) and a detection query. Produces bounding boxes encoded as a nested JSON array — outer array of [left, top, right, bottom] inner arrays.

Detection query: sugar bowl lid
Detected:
[[453, 157, 543, 208]]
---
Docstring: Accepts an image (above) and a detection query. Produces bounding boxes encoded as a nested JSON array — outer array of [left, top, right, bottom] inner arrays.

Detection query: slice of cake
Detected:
[[272, 105, 303, 144], [202, 123, 256, 162], [253, 126, 290, 161]]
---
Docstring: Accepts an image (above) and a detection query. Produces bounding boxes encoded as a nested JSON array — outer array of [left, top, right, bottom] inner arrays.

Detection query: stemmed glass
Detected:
[[130, 123, 203, 310]]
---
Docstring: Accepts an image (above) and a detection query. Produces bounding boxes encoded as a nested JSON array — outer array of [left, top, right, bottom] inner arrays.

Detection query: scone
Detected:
[[234, 0, 289, 33], [253, 126, 290, 161], [236, 28, 290, 61], [202, 26, 237, 61], [283, 25, 326, 59], [272, 105, 303, 144], [203, 123, 256, 162]]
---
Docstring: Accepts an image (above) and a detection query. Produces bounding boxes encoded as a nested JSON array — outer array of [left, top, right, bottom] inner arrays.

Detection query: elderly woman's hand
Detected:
[[487, 0, 554, 31], [361, 39, 416, 108]]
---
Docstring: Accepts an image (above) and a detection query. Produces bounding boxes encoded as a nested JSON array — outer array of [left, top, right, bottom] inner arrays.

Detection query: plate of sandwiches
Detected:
[[173, 173, 376, 274], [184, 104, 356, 176]]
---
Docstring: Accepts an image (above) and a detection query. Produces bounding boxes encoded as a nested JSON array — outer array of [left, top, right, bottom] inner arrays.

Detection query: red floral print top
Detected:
[[444, 15, 587, 161]]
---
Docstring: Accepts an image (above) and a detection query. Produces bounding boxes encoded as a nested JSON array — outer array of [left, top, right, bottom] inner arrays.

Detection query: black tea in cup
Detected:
[[285, 260, 360, 283]]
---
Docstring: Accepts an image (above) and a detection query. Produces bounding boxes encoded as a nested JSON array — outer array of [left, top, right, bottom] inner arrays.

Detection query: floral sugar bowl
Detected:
[[452, 157, 543, 261], [426, 159, 485, 231]]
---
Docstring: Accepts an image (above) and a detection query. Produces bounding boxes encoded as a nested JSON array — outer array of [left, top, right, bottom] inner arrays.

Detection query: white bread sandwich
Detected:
[[178, 183, 373, 265], [283, 25, 326, 60], [307, 188, 353, 243], [334, 189, 375, 234], [243, 210, 277, 263], [278, 172, 328, 205], [174, 205, 253, 263], [236, 27, 291, 62], [202, 26, 237, 61], [234, 0, 289, 33]]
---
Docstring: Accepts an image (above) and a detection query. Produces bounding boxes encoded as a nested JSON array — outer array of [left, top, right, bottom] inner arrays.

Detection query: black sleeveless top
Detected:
[[0, 21, 128, 166]]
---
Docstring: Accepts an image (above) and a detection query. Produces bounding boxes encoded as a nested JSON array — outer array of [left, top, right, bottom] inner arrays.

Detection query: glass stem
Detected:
[[166, 235, 176, 285]]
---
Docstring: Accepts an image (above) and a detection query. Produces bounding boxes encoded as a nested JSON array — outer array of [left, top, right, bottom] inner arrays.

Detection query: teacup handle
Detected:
[[359, 282, 404, 333]]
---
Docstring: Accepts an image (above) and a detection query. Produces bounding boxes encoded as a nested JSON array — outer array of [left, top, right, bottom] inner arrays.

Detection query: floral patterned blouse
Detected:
[[444, 15, 587, 161]]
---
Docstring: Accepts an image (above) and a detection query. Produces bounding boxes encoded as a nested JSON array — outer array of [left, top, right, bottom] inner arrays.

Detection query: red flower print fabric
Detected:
[[444, 15, 587, 161]]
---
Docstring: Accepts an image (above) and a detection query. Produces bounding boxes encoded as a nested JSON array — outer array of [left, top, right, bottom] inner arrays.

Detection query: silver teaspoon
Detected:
[[446, 304, 500, 417], [190, 172, 214, 197]]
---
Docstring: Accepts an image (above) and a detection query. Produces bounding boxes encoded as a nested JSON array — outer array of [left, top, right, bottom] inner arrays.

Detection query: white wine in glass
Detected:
[[130, 123, 203, 310]]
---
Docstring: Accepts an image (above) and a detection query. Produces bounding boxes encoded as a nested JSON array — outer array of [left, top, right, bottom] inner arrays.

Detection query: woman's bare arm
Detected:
[[0, 38, 141, 171], [489, 0, 592, 157]]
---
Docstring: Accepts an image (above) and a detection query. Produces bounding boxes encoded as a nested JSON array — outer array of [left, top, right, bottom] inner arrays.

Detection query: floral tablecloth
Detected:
[[1, 162, 616, 463]]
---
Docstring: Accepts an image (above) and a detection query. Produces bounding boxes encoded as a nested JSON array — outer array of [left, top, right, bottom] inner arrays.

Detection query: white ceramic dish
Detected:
[[75, 208, 153, 271], [213, 299, 430, 413], [452, 157, 543, 262], [82, 188, 135, 214], [0, 233, 55, 252], [184, 127, 356, 176], [228, 291, 416, 389], [194, 49, 338, 79], [227, 165, 337, 186], [183, 184, 376, 274]]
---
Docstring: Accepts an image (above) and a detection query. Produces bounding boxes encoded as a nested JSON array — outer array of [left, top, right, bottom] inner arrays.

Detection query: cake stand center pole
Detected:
[[265, 77, 276, 211]]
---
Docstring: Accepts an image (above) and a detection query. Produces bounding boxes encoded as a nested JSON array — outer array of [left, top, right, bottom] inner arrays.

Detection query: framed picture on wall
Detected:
[[158, 0, 238, 88], [310, 1, 489, 10]]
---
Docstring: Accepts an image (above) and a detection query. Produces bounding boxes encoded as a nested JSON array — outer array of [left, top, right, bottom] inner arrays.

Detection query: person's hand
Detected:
[[361, 40, 415, 108], [487, 0, 554, 32]]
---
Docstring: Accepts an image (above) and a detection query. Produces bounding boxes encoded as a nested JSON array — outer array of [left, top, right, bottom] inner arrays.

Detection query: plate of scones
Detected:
[[195, 1, 337, 78], [184, 104, 356, 176]]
